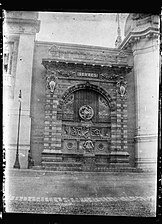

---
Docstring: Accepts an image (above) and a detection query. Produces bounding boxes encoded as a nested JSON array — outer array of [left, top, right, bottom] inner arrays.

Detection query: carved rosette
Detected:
[[65, 140, 77, 151], [79, 105, 94, 121], [96, 141, 107, 152]]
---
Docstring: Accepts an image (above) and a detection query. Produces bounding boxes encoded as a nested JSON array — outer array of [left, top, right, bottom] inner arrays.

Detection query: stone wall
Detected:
[[31, 41, 134, 168], [30, 42, 53, 166]]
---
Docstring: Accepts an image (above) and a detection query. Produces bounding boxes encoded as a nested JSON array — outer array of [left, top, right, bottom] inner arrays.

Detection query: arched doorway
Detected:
[[58, 83, 112, 169]]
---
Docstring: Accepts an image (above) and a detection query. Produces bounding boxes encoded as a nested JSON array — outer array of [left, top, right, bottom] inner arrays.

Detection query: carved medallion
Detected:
[[97, 143, 104, 151], [65, 140, 76, 151], [66, 142, 73, 150], [79, 105, 94, 120]]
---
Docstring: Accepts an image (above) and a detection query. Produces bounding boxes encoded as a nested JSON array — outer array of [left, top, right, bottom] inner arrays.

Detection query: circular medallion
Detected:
[[66, 142, 73, 150], [97, 143, 104, 151], [79, 105, 94, 120]]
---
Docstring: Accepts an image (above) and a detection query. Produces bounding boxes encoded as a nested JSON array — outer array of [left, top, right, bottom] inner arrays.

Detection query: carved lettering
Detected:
[[77, 72, 98, 78]]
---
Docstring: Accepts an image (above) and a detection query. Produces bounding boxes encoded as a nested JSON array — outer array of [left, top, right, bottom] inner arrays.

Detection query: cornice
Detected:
[[42, 58, 132, 70], [4, 17, 41, 34], [41, 44, 133, 68], [119, 27, 159, 50], [35, 41, 132, 55], [41, 59, 132, 83]]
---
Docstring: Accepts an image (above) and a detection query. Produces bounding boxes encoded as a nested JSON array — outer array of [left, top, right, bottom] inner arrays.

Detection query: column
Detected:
[[133, 36, 159, 171], [4, 11, 40, 169], [7, 34, 35, 168]]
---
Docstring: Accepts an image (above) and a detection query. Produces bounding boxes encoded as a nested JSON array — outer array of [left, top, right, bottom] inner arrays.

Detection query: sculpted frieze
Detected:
[[62, 125, 110, 139], [43, 58, 132, 82], [57, 69, 76, 77]]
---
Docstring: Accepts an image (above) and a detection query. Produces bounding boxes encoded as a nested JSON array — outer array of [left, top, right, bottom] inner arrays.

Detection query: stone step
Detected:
[[110, 158, 130, 162], [42, 161, 82, 168], [42, 166, 82, 171], [109, 163, 130, 167], [40, 165, 142, 172], [42, 157, 63, 162], [41, 161, 132, 170]]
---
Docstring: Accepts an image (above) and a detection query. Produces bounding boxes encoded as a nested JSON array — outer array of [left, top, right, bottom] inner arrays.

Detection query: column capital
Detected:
[[4, 11, 40, 35]]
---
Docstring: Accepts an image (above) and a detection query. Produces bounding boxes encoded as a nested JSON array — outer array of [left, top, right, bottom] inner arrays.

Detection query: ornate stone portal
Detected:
[[41, 45, 132, 171]]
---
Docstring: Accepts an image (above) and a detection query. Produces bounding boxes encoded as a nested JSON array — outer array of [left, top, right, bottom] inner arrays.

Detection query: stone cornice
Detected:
[[120, 27, 159, 50], [48, 43, 132, 65], [42, 59, 132, 82], [36, 40, 132, 53], [42, 57, 132, 69], [40, 43, 133, 69], [4, 17, 41, 34]]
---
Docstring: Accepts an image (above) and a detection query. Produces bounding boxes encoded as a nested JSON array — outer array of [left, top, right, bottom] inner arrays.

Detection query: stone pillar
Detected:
[[120, 14, 160, 171], [133, 37, 159, 171], [3, 11, 40, 168]]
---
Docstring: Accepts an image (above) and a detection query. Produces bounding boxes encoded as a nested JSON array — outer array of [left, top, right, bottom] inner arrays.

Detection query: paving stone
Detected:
[[40, 197, 45, 201], [6, 195, 156, 217], [6, 199, 155, 217], [48, 197, 53, 202], [69, 198, 75, 202], [53, 198, 59, 202]]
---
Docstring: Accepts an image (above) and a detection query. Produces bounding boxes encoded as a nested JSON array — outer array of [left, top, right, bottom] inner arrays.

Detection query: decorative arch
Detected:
[[57, 82, 115, 120], [62, 82, 113, 105]]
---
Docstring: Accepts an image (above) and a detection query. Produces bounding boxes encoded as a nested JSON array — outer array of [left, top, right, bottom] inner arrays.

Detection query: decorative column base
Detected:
[[135, 135, 158, 172], [83, 155, 95, 171], [109, 151, 130, 167]]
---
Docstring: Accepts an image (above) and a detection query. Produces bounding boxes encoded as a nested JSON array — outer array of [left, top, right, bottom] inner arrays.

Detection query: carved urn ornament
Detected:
[[120, 85, 126, 97], [49, 80, 56, 92], [47, 75, 58, 93], [117, 80, 127, 97]]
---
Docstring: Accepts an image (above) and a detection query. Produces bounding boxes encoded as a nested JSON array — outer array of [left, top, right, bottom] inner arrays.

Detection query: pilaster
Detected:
[[3, 11, 40, 168], [133, 38, 159, 171], [120, 14, 160, 171]]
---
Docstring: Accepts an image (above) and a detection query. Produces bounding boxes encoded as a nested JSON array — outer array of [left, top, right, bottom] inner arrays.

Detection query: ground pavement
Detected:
[[4, 169, 157, 217]]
